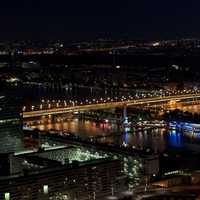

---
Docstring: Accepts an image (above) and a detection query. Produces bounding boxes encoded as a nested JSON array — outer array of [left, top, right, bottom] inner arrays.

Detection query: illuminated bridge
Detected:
[[23, 93, 200, 118]]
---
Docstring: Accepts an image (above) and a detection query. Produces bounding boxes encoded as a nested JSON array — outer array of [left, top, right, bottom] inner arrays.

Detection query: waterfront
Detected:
[[25, 117, 166, 152], [24, 104, 200, 153]]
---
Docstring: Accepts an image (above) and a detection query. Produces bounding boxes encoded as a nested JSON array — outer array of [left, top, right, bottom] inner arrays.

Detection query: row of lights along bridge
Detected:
[[23, 89, 199, 112]]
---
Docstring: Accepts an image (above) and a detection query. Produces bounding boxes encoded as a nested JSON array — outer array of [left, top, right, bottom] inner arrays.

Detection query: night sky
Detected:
[[1, 1, 200, 41]]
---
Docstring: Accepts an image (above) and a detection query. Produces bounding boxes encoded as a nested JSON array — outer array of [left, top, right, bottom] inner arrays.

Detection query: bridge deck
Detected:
[[23, 93, 200, 118]]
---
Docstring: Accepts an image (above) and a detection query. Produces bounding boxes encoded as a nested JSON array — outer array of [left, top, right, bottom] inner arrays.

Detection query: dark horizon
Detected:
[[1, 1, 200, 41]]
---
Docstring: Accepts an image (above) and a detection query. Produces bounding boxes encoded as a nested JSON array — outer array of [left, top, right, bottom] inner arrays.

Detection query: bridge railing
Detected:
[[22, 92, 200, 118]]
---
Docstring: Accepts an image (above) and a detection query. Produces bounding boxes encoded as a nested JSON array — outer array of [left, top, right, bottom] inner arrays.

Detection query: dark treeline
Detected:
[[163, 109, 200, 124]]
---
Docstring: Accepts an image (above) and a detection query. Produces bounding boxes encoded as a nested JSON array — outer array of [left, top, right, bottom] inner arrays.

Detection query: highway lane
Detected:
[[23, 93, 200, 118]]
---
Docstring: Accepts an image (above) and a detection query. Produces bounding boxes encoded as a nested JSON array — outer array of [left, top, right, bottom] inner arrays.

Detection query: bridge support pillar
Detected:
[[123, 104, 129, 125]]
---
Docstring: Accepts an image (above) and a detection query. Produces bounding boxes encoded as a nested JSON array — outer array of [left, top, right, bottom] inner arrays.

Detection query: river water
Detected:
[[24, 104, 200, 153]]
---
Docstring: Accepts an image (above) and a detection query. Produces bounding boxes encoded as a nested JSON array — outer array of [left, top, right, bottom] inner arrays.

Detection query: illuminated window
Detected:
[[43, 185, 48, 194], [4, 193, 10, 200]]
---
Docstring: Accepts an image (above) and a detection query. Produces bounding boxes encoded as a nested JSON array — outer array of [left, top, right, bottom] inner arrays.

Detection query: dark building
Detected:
[[140, 193, 198, 200], [0, 91, 24, 153], [0, 94, 22, 128], [0, 145, 126, 200]]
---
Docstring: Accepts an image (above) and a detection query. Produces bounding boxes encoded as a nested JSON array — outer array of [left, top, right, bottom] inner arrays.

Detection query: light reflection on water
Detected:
[[21, 103, 200, 156], [25, 117, 200, 153], [167, 130, 183, 148], [26, 116, 168, 152]]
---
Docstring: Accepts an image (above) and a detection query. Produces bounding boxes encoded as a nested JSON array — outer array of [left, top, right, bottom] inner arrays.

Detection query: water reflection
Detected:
[[168, 130, 183, 147], [25, 104, 200, 152], [25, 116, 168, 152], [123, 127, 129, 146]]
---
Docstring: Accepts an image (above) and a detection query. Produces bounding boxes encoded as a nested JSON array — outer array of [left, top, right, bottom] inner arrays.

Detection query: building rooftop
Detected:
[[0, 143, 114, 181]]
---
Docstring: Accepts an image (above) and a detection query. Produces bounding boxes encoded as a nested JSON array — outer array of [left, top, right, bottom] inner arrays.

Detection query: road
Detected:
[[23, 93, 200, 118]]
